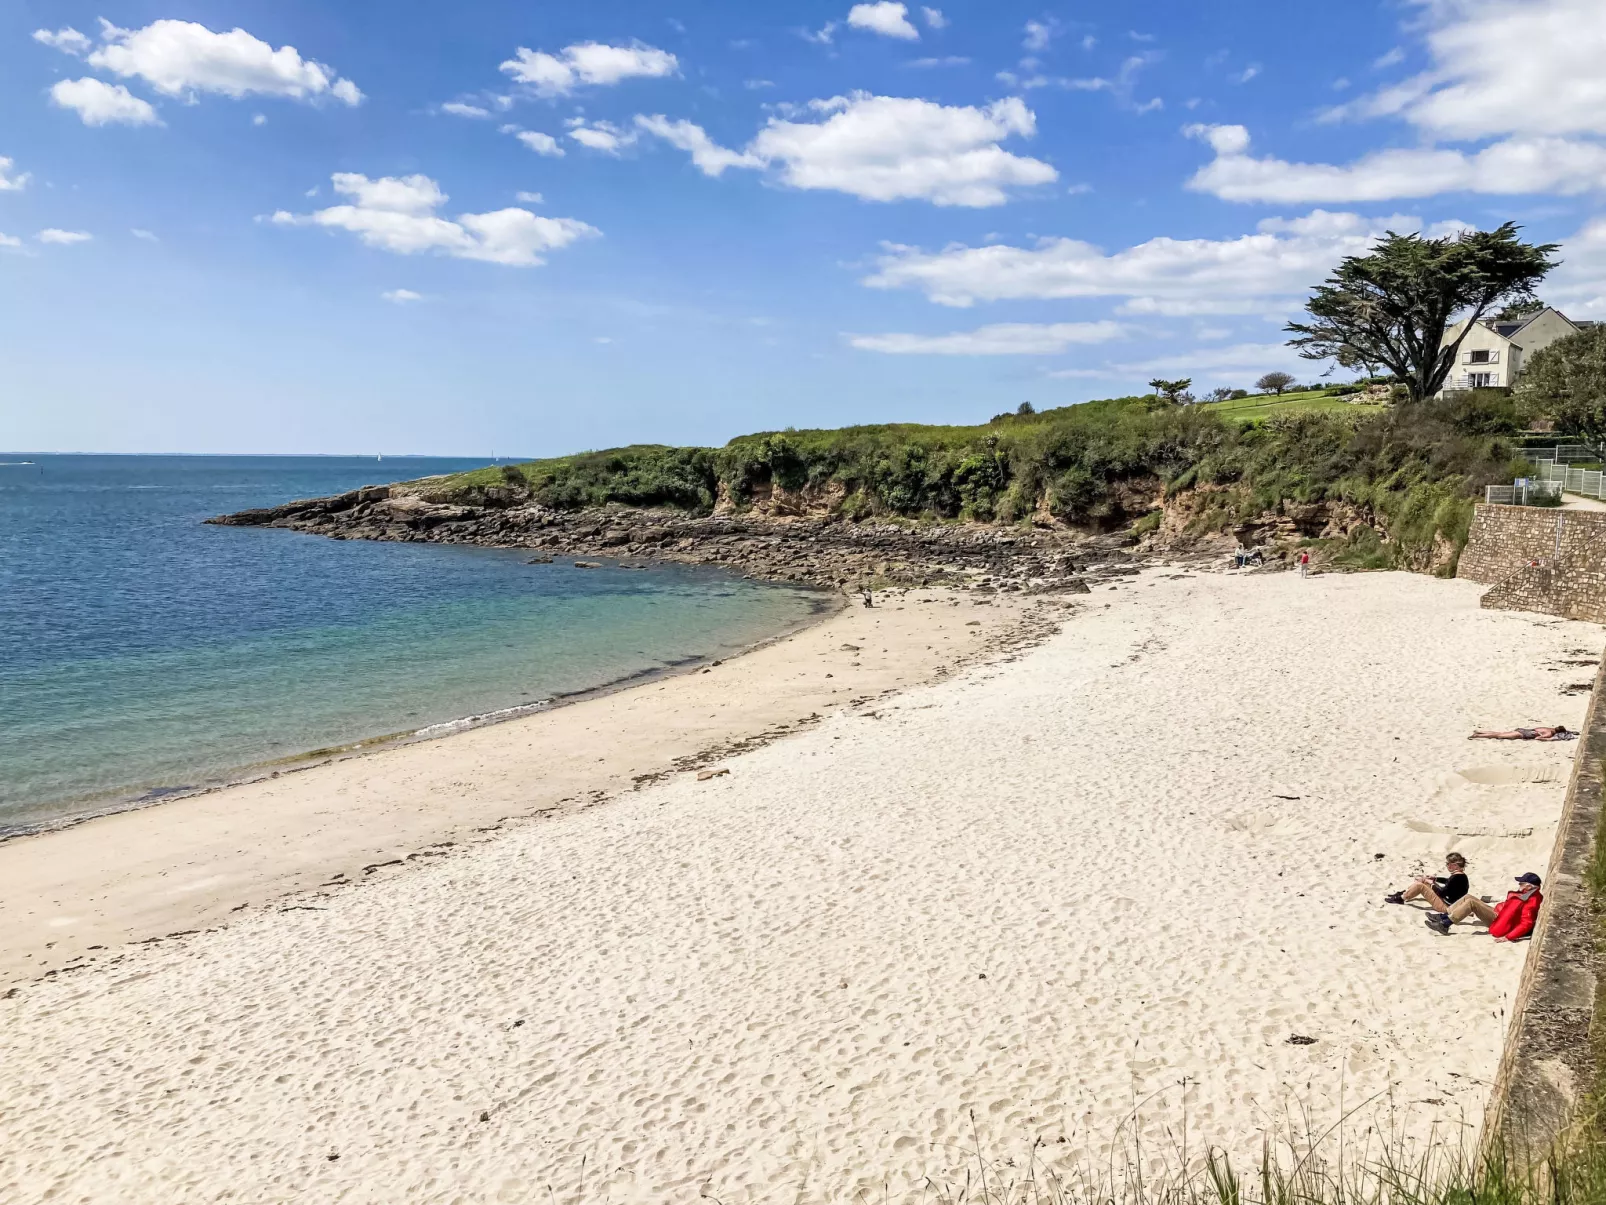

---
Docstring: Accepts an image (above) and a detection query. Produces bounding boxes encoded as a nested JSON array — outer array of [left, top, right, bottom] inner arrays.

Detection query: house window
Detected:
[[1469, 372, 1495, 388], [1469, 349, 1492, 364]]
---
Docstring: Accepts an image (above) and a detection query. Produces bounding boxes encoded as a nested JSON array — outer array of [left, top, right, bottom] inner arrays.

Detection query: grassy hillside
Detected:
[[1201, 389, 1389, 424], [427, 391, 1529, 570]]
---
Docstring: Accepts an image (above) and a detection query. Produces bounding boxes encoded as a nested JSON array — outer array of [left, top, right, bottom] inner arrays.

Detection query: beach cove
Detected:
[[0, 569, 1596, 1203]]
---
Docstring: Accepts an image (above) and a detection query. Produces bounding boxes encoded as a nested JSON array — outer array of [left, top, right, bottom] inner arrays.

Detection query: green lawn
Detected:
[[1201, 390, 1389, 423]]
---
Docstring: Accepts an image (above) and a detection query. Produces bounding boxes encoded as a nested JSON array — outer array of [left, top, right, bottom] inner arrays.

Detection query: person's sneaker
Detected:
[[1384, 892, 1405, 904], [1425, 913, 1451, 934]]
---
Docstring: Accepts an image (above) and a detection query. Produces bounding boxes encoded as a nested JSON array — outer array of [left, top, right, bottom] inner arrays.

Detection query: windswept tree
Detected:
[[1518, 324, 1606, 460], [1148, 377, 1192, 404], [1286, 222, 1558, 401], [1256, 371, 1295, 396]]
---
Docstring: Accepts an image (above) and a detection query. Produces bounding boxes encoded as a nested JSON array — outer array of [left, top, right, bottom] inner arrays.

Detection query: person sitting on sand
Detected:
[[1426, 873, 1543, 940], [1383, 853, 1468, 913], [1469, 725, 1576, 741]]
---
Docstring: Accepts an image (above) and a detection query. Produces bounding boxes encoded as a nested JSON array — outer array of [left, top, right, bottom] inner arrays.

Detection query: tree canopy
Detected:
[[1256, 371, 1295, 395], [1286, 222, 1558, 401], [1148, 377, 1192, 404], [1518, 324, 1606, 459]]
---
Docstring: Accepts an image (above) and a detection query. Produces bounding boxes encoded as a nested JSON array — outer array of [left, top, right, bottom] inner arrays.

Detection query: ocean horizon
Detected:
[[0, 455, 824, 836]]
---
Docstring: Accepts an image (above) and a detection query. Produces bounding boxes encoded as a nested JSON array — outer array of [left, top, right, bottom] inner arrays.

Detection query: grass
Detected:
[[1201, 391, 1390, 425]]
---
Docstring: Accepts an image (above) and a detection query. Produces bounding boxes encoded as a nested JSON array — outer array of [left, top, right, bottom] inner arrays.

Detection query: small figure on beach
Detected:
[[1426, 873, 1542, 940], [1469, 725, 1576, 741], [1297, 549, 1311, 578], [1383, 853, 1468, 913]]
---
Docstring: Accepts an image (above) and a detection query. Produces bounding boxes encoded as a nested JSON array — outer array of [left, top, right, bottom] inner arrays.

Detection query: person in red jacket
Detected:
[[1426, 873, 1542, 939]]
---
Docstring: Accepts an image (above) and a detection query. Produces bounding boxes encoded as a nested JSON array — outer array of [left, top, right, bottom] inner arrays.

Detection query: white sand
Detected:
[[0, 571, 1595, 1204]]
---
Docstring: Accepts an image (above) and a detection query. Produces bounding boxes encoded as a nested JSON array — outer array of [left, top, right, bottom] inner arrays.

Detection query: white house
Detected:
[[1436, 306, 1582, 393]]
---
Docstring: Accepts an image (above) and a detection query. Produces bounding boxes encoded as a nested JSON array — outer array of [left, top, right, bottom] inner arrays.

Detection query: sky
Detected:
[[5, 0, 1606, 456]]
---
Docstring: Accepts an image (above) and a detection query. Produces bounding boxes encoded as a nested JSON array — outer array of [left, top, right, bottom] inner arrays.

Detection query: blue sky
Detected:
[[5, 0, 1606, 455]]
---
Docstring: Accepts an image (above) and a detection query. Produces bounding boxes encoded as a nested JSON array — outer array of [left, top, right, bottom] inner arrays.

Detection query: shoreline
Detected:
[[0, 570, 843, 844], [0, 583, 1065, 987]]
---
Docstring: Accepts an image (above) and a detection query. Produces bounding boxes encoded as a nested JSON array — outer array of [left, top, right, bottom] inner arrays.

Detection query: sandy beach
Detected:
[[0, 570, 1596, 1203]]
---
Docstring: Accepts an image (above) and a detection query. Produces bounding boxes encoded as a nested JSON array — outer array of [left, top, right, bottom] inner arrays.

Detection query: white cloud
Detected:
[[1348, 0, 1606, 140], [633, 116, 761, 175], [1023, 20, 1055, 51], [441, 101, 491, 118], [638, 94, 1056, 206], [50, 78, 161, 126], [131, 228, 158, 241], [38, 229, 92, 244], [908, 56, 969, 68], [33, 26, 91, 54], [514, 129, 564, 156], [1234, 64, 1260, 83], [1184, 122, 1606, 202], [252, 113, 267, 126], [922, 8, 948, 29], [0, 157, 29, 191], [1545, 217, 1606, 317], [499, 41, 677, 97], [76, 19, 361, 104], [863, 208, 1436, 312], [847, 3, 920, 39], [1103, 341, 1309, 382], [848, 320, 1125, 355], [802, 22, 839, 45], [1373, 46, 1405, 69], [567, 119, 637, 154], [271, 172, 599, 267], [381, 288, 423, 303], [515, 191, 544, 204], [0, 233, 21, 249]]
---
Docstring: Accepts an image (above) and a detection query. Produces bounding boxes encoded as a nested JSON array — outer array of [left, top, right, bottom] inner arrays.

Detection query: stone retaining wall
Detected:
[[1485, 654, 1604, 1152], [1459, 505, 1606, 623]]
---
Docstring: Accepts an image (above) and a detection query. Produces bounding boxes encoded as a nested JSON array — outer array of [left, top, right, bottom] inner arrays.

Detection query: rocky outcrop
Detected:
[[208, 485, 1178, 593]]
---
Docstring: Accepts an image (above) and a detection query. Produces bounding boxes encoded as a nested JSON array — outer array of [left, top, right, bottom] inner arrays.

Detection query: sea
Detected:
[[0, 455, 825, 837]]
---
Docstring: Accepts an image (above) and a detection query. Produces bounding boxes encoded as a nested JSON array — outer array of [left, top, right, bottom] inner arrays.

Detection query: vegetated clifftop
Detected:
[[213, 391, 1530, 585]]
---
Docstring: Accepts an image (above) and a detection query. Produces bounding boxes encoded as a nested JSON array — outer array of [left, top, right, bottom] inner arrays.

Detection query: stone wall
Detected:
[[1459, 504, 1606, 623], [1484, 653, 1604, 1154]]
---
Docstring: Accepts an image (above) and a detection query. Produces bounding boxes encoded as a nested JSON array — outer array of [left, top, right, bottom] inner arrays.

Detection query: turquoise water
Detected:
[[0, 456, 824, 835]]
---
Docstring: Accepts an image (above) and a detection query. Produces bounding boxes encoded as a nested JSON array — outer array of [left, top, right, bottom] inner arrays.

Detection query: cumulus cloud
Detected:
[[132, 228, 159, 241], [636, 93, 1056, 206], [1341, 0, 1606, 140], [863, 208, 1438, 312], [922, 8, 948, 29], [441, 101, 491, 118], [1184, 122, 1606, 202], [847, 3, 920, 39], [0, 233, 21, 249], [271, 172, 599, 267], [1543, 216, 1606, 318], [567, 119, 637, 154], [50, 77, 162, 126], [0, 157, 29, 191], [514, 129, 564, 156], [848, 320, 1125, 355], [381, 288, 423, 303], [634, 116, 761, 175], [33, 26, 92, 54], [57, 19, 362, 104], [1023, 19, 1055, 51], [38, 229, 93, 244], [499, 41, 677, 97]]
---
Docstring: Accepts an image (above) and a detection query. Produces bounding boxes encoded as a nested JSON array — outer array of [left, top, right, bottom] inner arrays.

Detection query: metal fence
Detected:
[[1486, 479, 1564, 505], [1526, 444, 1597, 463], [1532, 459, 1606, 500]]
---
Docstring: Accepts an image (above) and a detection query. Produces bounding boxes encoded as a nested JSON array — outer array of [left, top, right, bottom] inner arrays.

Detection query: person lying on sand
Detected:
[[1383, 853, 1468, 913], [1469, 725, 1576, 741], [1426, 873, 1543, 940]]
